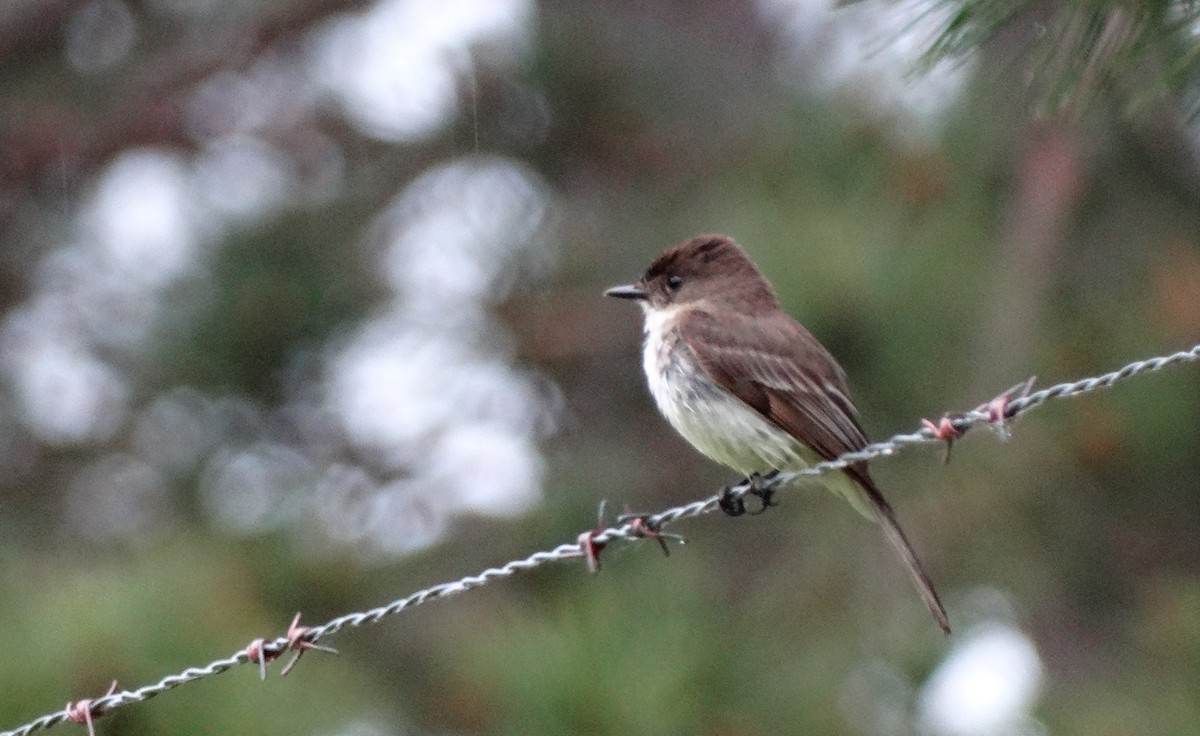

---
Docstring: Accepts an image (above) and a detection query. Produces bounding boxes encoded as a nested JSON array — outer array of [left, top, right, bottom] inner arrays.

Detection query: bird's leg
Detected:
[[718, 471, 780, 517], [747, 470, 779, 515]]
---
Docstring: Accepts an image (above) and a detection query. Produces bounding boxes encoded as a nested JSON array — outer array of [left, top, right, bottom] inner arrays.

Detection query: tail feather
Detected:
[[847, 467, 950, 635]]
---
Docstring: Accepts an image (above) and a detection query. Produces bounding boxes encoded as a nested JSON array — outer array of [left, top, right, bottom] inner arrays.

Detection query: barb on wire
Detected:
[[63, 681, 116, 736], [3, 343, 1199, 736]]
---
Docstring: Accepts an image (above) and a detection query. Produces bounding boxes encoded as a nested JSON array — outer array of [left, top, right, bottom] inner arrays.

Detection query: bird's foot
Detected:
[[718, 488, 746, 516], [747, 471, 779, 515], [718, 471, 779, 517]]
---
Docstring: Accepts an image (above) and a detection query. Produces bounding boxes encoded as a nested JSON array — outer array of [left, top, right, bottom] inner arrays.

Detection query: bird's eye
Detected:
[[667, 275, 683, 290]]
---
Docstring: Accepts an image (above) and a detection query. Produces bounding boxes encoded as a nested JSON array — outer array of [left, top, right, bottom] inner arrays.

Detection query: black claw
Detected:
[[747, 487, 777, 515], [718, 488, 747, 516], [746, 472, 779, 515]]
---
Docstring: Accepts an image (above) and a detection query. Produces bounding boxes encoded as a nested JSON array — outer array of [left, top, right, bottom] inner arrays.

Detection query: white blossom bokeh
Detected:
[[2, 0, 553, 560]]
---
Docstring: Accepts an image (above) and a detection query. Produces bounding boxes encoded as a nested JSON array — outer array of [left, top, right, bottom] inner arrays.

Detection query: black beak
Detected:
[[604, 284, 649, 300]]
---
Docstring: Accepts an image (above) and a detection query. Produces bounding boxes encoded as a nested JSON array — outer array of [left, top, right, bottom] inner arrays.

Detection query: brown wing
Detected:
[[680, 308, 950, 634], [677, 308, 868, 462]]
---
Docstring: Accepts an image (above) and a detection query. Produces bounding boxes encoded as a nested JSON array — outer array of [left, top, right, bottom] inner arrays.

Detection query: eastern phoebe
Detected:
[[606, 234, 949, 634]]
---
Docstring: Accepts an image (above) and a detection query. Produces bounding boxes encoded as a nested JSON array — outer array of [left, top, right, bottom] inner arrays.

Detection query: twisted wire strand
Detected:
[[3, 343, 1198, 736]]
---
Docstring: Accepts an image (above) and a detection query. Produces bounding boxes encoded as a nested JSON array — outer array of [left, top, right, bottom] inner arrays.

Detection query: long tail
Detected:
[[848, 467, 950, 635]]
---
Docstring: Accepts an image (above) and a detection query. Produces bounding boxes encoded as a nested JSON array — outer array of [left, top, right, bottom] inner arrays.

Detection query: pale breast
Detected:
[[640, 306, 817, 477]]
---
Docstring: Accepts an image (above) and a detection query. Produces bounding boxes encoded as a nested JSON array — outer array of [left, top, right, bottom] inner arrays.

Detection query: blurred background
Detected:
[[1, 0, 1199, 734]]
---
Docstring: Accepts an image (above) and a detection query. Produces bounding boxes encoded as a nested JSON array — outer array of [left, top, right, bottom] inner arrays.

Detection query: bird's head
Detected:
[[605, 234, 778, 312]]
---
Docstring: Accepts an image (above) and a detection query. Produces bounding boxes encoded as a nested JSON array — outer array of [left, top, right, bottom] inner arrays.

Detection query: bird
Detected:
[[605, 234, 949, 634]]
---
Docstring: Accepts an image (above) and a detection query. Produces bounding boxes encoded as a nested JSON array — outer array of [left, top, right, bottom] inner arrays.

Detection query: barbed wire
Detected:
[[4, 342, 1199, 736]]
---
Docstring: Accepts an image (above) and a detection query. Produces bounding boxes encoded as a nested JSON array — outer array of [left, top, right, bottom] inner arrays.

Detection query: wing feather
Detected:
[[679, 308, 950, 634], [678, 309, 867, 462]]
